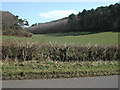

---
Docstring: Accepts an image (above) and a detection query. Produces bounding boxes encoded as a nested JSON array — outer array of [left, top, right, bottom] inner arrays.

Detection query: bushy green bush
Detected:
[[2, 41, 119, 61]]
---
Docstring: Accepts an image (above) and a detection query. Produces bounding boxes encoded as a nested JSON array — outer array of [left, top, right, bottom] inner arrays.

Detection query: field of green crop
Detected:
[[2, 32, 119, 45]]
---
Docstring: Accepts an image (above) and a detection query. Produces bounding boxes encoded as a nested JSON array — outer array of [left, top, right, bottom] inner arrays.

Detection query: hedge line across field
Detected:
[[2, 41, 119, 61]]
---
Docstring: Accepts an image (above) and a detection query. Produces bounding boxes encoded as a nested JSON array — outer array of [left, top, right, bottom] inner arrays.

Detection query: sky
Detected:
[[1, 2, 118, 26]]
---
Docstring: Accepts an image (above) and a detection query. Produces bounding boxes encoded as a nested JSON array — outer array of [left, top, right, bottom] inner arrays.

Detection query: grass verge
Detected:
[[2, 60, 119, 80]]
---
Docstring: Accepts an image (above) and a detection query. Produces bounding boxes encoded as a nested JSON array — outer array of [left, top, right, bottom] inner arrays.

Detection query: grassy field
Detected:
[[2, 32, 119, 45], [2, 32, 119, 80], [2, 60, 119, 80]]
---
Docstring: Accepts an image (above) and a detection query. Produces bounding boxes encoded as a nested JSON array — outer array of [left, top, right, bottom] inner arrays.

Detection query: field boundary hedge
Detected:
[[2, 41, 119, 62]]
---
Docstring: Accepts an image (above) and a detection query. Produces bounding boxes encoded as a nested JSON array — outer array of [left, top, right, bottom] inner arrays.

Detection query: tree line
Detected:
[[2, 11, 32, 37], [67, 2, 120, 32], [28, 2, 120, 34]]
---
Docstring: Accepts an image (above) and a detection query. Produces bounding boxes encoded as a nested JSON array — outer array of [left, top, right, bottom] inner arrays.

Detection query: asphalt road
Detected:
[[1, 75, 118, 88]]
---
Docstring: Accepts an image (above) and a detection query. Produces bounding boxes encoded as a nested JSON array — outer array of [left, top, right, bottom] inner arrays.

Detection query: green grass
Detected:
[[1, 32, 119, 80], [2, 32, 119, 45], [2, 60, 119, 80]]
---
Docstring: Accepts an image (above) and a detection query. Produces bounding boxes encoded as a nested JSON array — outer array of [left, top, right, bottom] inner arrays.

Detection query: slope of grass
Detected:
[[2, 32, 119, 45]]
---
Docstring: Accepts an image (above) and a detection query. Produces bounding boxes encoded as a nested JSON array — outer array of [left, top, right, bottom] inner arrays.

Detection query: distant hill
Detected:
[[1, 11, 18, 31], [27, 3, 120, 34], [27, 18, 68, 34], [1, 11, 32, 37]]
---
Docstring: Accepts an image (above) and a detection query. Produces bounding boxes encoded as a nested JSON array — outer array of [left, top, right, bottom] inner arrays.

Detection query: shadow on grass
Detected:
[[38, 31, 119, 37], [46, 32, 102, 37]]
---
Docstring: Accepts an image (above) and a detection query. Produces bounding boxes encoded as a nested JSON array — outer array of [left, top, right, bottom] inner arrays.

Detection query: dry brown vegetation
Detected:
[[1, 11, 18, 28], [2, 40, 119, 62], [27, 19, 68, 34], [1, 11, 32, 37]]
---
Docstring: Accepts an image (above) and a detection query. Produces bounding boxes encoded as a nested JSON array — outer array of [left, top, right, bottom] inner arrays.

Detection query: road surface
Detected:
[[1, 75, 118, 88]]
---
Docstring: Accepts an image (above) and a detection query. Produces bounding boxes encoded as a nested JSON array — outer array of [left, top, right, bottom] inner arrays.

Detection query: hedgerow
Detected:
[[2, 41, 119, 61]]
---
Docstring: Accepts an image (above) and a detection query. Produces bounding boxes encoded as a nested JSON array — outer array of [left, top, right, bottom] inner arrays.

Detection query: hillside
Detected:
[[27, 3, 120, 34], [1, 11, 18, 31], [1, 11, 32, 37], [27, 18, 68, 34]]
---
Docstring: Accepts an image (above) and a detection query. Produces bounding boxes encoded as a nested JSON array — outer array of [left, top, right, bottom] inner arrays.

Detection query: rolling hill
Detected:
[[1, 11, 18, 31], [27, 18, 68, 34], [1, 11, 32, 37], [27, 3, 120, 34]]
